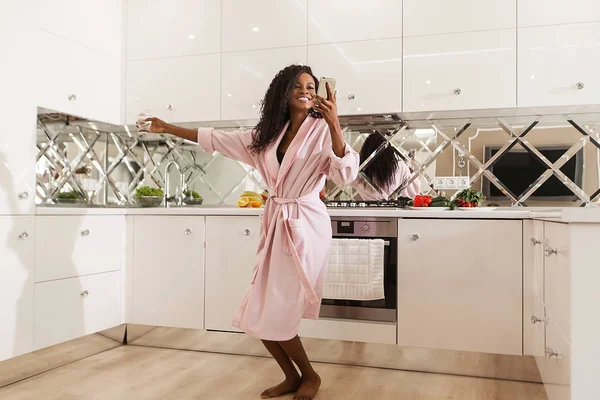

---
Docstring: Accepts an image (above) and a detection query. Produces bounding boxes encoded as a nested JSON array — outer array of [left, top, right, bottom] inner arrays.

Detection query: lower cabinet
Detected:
[[397, 219, 523, 355], [132, 216, 205, 329], [34, 271, 121, 350], [204, 216, 261, 332]]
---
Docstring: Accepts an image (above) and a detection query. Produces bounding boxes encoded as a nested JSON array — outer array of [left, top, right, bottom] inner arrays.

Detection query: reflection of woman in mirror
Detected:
[[353, 133, 421, 200]]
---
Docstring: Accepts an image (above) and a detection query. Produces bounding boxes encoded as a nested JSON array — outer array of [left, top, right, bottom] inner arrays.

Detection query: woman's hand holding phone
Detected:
[[314, 82, 338, 128]]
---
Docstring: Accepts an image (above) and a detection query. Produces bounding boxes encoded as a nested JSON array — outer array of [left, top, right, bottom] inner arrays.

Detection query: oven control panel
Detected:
[[331, 218, 397, 238]]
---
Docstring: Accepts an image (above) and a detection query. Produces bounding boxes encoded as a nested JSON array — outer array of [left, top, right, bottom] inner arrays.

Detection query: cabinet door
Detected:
[[397, 219, 523, 355], [38, 31, 121, 124], [536, 313, 571, 391], [403, 29, 516, 112], [126, 54, 221, 124], [205, 216, 260, 332], [35, 216, 125, 282], [307, 0, 402, 44], [221, 47, 307, 120], [524, 220, 546, 356], [222, 0, 307, 52], [404, 0, 515, 37], [308, 39, 402, 115], [39, 0, 122, 59], [0, 2, 36, 215], [518, 23, 600, 108], [132, 216, 205, 329], [127, 0, 220, 60], [34, 271, 121, 350], [519, 0, 600, 27], [544, 222, 571, 342], [0, 216, 34, 361]]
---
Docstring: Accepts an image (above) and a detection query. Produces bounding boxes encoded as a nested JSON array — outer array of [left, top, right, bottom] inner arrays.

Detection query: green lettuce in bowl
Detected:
[[133, 186, 164, 207]]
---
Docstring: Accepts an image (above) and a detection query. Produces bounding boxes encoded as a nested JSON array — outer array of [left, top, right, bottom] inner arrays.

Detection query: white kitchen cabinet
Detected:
[[518, 23, 600, 108], [544, 222, 571, 342], [34, 271, 121, 350], [0, 216, 34, 361], [299, 319, 396, 345], [222, 0, 307, 52], [126, 53, 221, 124], [397, 219, 523, 355], [39, 0, 123, 59], [132, 216, 205, 330], [403, 0, 515, 37], [205, 216, 260, 332], [35, 216, 125, 283], [308, 39, 402, 116], [523, 220, 546, 357], [127, 0, 220, 60], [536, 313, 571, 399], [403, 29, 516, 112], [518, 0, 600, 27], [307, 0, 402, 44], [221, 47, 307, 120], [38, 30, 122, 124]]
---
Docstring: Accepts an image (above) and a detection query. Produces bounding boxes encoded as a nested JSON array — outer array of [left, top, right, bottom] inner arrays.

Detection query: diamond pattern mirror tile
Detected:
[[36, 111, 600, 207]]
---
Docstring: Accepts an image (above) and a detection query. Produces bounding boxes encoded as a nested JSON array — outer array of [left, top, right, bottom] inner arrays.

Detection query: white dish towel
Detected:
[[323, 238, 385, 301]]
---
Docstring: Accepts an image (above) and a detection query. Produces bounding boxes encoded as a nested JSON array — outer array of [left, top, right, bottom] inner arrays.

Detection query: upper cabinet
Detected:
[[403, 29, 516, 112], [518, 0, 600, 27], [221, 47, 307, 120], [307, 0, 402, 44], [127, 0, 221, 60], [518, 23, 600, 108], [404, 0, 515, 37], [308, 39, 402, 115], [222, 0, 307, 52]]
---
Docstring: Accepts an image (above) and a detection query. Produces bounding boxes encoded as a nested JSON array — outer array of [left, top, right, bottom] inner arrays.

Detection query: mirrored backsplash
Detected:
[[36, 111, 600, 207]]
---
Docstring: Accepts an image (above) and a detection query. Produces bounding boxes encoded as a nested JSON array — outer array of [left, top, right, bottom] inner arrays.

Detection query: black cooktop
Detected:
[[324, 199, 407, 208]]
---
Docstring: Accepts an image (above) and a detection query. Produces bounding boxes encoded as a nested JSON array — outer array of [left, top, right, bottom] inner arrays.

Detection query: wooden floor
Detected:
[[0, 345, 547, 400]]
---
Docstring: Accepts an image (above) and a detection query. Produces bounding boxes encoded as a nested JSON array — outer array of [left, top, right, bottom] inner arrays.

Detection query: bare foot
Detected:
[[261, 377, 302, 399], [293, 374, 321, 400]]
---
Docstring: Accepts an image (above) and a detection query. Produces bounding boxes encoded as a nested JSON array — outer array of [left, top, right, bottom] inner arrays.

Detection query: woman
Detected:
[[139, 65, 359, 400], [352, 133, 421, 200]]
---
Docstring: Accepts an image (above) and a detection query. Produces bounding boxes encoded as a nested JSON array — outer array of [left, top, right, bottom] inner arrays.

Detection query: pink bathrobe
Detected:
[[198, 116, 359, 341]]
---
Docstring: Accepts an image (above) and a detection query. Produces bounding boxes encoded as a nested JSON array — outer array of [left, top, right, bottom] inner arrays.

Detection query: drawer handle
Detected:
[[184, 229, 192, 235], [544, 246, 558, 257], [81, 290, 89, 297], [81, 229, 90, 237], [19, 191, 29, 200], [453, 88, 462, 96], [411, 233, 420, 241], [68, 94, 77, 101], [545, 347, 560, 359], [244, 229, 252, 236], [576, 82, 584, 90], [166, 104, 173, 110], [530, 238, 542, 246], [531, 315, 548, 325], [348, 93, 355, 100], [18, 231, 29, 240]]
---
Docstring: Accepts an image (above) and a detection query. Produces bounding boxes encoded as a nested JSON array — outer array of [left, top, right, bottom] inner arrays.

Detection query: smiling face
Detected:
[[288, 72, 317, 114]]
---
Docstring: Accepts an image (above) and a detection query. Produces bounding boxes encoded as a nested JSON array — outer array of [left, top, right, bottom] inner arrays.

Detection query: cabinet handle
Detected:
[[166, 104, 173, 110], [544, 246, 558, 257], [81, 229, 90, 237], [348, 93, 355, 100], [184, 229, 192, 235], [453, 88, 462, 96], [81, 290, 89, 297], [576, 82, 585, 90], [68, 94, 77, 101], [545, 347, 560, 359], [530, 238, 542, 246], [18, 231, 29, 240], [18, 191, 29, 200], [244, 229, 252, 236], [531, 315, 548, 325], [411, 233, 420, 241]]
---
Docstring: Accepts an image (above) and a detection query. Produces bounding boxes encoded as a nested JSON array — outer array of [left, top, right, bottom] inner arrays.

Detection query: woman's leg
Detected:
[[260, 340, 302, 399], [279, 336, 321, 400]]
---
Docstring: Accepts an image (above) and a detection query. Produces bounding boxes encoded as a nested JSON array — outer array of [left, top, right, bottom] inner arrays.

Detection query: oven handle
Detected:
[[384, 241, 390, 246]]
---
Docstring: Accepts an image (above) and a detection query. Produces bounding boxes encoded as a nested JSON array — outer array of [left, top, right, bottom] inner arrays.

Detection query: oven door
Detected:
[[319, 236, 397, 323]]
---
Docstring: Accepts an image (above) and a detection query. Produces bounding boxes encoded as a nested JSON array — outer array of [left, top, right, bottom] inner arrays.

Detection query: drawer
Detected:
[[544, 222, 571, 341], [34, 271, 121, 350], [35, 216, 125, 282], [536, 313, 570, 396], [299, 318, 397, 345]]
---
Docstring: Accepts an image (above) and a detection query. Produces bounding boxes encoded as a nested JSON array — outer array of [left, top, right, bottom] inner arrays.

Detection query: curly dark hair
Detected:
[[359, 133, 400, 190], [249, 65, 322, 154]]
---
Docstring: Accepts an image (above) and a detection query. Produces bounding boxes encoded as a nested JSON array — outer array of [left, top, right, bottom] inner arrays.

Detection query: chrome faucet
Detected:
[[164, 160, 185, 206]]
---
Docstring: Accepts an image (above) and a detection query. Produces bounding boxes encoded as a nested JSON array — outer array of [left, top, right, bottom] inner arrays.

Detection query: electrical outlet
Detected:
[[446, 177, 457, 189], [457, 177, 470, 189], [434, 177, 446, 189]]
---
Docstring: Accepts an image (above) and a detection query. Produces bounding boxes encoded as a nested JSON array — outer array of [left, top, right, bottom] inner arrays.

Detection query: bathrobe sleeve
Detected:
[[197, 127, 257, 168], [325, 142, 360, 185], [398, 163, 421, 198]]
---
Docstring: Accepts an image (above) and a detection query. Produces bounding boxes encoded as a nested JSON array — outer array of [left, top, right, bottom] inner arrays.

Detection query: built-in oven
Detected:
[[320, 217, 397, 323]]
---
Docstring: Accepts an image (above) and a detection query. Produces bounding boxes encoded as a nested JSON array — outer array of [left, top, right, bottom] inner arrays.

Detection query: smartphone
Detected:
[[317, 77, 336, 100]]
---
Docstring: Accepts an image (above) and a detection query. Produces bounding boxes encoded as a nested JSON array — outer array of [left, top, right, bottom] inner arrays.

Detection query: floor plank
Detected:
[[0, 345, 547, 400]]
